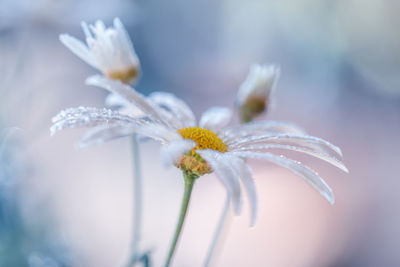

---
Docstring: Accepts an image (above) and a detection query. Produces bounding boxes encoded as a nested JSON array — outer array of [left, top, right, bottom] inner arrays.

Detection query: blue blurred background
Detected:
[[1, 0, 399, 266]]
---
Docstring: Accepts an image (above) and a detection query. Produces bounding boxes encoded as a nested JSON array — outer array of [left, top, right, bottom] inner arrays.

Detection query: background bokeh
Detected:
[[1, 0, 399, 266]]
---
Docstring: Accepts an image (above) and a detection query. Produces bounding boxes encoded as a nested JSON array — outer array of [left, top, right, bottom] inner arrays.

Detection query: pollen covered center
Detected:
[[176, 127, 227, 176], [178, 127, 227, 153]]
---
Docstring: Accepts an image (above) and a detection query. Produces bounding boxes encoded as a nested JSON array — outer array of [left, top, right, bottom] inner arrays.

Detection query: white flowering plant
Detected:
[[51, 18, 348, 267]]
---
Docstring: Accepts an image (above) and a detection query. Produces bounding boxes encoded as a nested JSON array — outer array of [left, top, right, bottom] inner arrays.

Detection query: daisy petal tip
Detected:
[[335, 162, 349, 173], [59, 34, 68, 41], [59, 34, 75, 46], [85, 75, 104, 86], [326, 193, 335, 205], [233, 201, 243, 216], [80, 21, 88, 28], [113, 17, 122, 26], [336, 147, 344, 157], [342, 164, 349, 173], [249, 211, 258, 227], [50, 127, 58, 137]]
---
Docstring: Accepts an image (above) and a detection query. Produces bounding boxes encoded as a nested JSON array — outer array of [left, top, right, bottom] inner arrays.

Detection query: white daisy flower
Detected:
[[51, 76, 348, 226], [236, 64, 280, 122], [60, 18, 140, 84]]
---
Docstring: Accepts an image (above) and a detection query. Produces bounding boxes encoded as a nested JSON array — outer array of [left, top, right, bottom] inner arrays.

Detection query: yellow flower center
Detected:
[[178, 127, 227, 154], [176, 127, 227, 176], [106, 66, 139, 84]]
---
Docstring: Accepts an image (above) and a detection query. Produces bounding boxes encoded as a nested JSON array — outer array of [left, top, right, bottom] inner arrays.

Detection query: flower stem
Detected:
[[203, 193, 231, 267], [125, 134, 143, 267], [164, 172, 197, 267]]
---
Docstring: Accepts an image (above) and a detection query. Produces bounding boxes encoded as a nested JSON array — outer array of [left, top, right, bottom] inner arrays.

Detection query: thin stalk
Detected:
[[139, 253, 151, 267], [203, 193, 231, 267], [164, 172, 197, 267], [203, 116, 251, 266], [125, 134, 143, 267]]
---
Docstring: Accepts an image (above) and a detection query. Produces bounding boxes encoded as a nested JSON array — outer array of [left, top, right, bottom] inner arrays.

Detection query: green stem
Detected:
[[203, 117, 248, 266], [164, 172, 197, 267], [139, 252, 151, 267], [203, 193, 231, 267], [125, 134, 143, 267]]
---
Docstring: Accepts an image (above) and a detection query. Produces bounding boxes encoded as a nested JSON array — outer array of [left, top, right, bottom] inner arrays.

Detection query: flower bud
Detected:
[[236, 64, 280, 122]]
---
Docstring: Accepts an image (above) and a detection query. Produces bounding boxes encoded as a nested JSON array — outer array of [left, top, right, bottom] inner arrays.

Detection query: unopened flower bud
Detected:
[[236, 64, 280, 123]]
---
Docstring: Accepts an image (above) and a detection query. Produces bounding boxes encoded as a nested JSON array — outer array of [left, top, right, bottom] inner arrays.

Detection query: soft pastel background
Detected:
[[1, 0, 399, 266]]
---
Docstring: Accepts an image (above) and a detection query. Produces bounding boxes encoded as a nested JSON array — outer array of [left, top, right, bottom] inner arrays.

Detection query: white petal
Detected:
[[59, 34, 98, 69], [81, 21, 92, 39], [231, 151, 334, 204], [148, 102, 183, 130], [147, 92, 196, 128], [86, 75, 163, 123], [160, 139, 196, 166], [105, 92, 130, 107], [113, 18, 132, 47], [92, 20, 106, 35], [227, 133, 343, 157], [113, 18, 138, 61], [226, 155, 258, 226], [199, 107, 232, 132], [197, 150, 242, 215], [105, 93, 144, 117], [78, 124, 136, 148], [221, 120, 306, 142], [50, 107, 136, 136], [135, 124, 181, 144], [144, 96, 186, 130], [111, 18, 140, 72], [231, 144, 348, 173]]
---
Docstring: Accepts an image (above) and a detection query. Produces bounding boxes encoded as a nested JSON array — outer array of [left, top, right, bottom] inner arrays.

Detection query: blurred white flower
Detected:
[[60, 18, 140, 84], [51, 76, 347, 226], [236, 64, 280, 122]]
